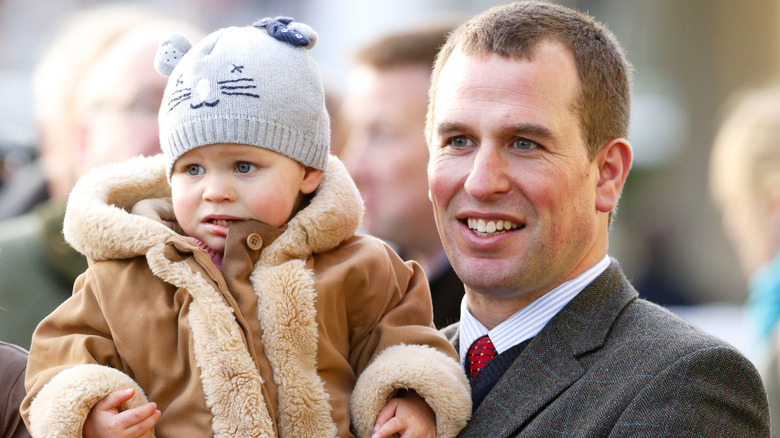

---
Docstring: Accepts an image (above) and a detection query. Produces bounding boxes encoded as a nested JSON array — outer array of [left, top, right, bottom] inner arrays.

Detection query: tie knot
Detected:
[[467, 335, 497, 379]]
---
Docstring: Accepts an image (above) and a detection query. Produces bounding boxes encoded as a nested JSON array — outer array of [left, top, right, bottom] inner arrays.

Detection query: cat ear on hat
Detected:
[[253, 16, 317, 49], [154, 33, 193, 76]]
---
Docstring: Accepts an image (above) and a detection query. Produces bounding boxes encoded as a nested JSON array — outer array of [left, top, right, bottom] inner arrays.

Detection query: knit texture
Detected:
[[154, 17, 330, 179]]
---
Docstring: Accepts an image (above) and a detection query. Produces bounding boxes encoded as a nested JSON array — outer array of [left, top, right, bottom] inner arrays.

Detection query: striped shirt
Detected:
[[458, 255, 611, 365]]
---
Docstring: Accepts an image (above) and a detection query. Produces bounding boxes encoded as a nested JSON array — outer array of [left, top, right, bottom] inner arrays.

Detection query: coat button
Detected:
[[247, 233, 262, 250]]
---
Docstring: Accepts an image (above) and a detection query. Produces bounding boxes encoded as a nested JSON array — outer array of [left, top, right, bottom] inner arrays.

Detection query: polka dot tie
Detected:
[[467, 335, 497, 379]]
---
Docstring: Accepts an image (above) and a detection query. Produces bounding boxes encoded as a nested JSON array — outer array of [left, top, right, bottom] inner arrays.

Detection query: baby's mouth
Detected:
[[466, 218, 521, 237], [208, 219, 232, 227]]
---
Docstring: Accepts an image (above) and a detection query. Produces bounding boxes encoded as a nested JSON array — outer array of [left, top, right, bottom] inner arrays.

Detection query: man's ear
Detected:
[[301, 167, 324, 194], [595, 138, 632, 213]]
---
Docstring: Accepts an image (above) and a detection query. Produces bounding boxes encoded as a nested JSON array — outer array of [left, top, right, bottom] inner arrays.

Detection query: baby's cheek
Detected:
[[249, 192, 298, 228]]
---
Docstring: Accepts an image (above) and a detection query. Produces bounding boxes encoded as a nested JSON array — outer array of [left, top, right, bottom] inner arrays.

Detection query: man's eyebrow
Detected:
[[435, 121, 554, 140], [435, 121, 468, 137], [510, 123, 554, 141]]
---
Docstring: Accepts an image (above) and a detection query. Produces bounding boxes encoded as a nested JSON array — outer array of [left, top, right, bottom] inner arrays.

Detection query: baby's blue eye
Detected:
[[235, 162, 257, 174], [450, 136, 474, 148], [186, 164, 205, 175], [514, 138, 539, 151]]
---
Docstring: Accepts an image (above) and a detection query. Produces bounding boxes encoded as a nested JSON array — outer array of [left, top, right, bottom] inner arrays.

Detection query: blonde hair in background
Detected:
[[710, 85, 780, 274], [32, 4, 161, 200]]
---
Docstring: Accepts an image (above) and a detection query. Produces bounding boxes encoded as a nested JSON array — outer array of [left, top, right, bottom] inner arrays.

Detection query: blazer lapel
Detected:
[[458, 261, 637, 438]]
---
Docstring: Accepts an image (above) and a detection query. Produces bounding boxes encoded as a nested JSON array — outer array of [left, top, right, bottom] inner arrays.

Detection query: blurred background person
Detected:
[[709, 84, 780, 430], [340, 21, 465, 328], [0, 3, 203, 348]]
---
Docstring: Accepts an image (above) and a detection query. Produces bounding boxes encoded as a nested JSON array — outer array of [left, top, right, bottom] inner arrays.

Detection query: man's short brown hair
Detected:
[[427, 1, 632, 159]]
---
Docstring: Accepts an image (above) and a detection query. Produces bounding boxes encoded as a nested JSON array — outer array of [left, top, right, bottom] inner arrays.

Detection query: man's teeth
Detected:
[[467, 218, 519, 235]]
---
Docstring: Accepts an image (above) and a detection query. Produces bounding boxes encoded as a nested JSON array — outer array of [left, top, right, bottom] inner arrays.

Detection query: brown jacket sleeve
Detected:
[[336, 238, 470, 438], [22, 269, 149, 437]]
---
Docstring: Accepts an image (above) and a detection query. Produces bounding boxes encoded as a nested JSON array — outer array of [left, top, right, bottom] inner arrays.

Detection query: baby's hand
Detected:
[[372, 390, 435, 438], [131, 197, 184, 234], [83, 388, 161, 438]]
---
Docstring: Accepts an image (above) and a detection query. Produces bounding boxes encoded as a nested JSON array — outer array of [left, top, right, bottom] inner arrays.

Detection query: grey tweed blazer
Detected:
[[444, 260, 770, 437]]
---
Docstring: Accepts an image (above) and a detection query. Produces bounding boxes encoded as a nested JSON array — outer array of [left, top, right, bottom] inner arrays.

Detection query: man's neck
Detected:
[[466, 287, 550, 330], [465, 255, 611, 330]]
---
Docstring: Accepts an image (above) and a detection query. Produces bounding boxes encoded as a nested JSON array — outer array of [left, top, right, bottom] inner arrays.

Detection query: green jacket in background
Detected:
[[0, 201, 87, 349]]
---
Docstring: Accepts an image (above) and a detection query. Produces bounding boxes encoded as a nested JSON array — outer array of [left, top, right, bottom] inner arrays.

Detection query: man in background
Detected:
[[341, 22, 465, 328]]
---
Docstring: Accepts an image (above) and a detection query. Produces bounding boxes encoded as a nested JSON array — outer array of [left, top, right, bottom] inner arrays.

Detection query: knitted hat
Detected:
[[154, 17, 330, 179]]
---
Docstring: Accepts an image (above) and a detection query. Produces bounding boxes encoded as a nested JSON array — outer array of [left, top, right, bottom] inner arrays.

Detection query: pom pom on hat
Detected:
[[154, 17, 330, 179]]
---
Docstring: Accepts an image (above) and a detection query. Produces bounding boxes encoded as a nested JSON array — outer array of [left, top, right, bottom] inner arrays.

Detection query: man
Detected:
[[427, 2, 769, 436], [341, 23, 465, 328]]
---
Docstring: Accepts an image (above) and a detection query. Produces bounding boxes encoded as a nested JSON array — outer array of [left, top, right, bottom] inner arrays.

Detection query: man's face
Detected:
[[428, 42, 607, 306], [341, 66, 436, 251]]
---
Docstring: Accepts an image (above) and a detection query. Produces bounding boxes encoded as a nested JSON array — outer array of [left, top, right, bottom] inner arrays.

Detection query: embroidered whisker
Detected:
[[221, 92, 261, 98]]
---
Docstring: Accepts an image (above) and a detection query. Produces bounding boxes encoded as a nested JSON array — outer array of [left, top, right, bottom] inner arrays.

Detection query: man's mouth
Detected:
[[466, 218, 521, 237]]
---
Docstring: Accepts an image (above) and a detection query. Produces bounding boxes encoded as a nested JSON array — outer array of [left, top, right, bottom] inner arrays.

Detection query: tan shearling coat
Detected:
[[22, 154, 470, 438]]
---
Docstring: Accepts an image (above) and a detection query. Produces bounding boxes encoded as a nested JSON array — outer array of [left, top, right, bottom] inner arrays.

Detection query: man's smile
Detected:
[[465, 218, 522, 237]]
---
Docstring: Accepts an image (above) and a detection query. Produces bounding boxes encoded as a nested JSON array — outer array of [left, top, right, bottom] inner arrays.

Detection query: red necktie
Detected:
[[467, 335, 497, 379]]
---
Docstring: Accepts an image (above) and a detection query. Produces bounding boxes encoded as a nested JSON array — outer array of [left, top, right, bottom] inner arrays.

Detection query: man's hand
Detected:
[[83, 389, 161, 438]]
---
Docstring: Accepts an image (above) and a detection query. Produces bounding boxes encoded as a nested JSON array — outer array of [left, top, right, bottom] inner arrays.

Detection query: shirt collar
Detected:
[[459, 255, 611, 364]]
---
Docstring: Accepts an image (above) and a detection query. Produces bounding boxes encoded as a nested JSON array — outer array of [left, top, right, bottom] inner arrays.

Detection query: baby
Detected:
[[22, 17, 470, 438]]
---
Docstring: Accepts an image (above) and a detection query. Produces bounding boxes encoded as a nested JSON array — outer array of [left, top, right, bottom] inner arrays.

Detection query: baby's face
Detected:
[[170, 143, 323, 253]]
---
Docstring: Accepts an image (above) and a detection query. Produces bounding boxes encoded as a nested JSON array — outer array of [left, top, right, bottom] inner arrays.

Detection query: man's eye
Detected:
[[235, 162, 257, 174], [514, 138, 539, 151], [449, 136, 474, 148], [186, 164, 204, 175]]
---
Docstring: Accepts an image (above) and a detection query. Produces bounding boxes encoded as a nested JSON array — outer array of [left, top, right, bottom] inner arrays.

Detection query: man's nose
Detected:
[[464, 144, 511, 199]]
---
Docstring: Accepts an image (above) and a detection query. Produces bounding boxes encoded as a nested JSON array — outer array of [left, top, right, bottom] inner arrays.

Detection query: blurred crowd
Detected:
[[2, 0, 780, 436]]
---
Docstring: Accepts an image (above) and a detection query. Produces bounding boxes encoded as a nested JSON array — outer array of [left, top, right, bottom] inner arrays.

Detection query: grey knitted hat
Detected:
[[154, 17, 330, 179]]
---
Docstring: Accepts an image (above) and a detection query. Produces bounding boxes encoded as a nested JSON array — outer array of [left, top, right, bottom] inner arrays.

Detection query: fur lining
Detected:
[[252, 261, 337, 437], [63, 154, 175, 260], [28, 364, 151, 438], [145, 244, 275, 437], [350, 344, 472, 438]]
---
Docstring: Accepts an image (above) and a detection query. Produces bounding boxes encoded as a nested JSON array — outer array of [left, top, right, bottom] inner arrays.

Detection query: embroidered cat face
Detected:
[[166, 62, 260, 111], [155, 30, 264, 113]]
